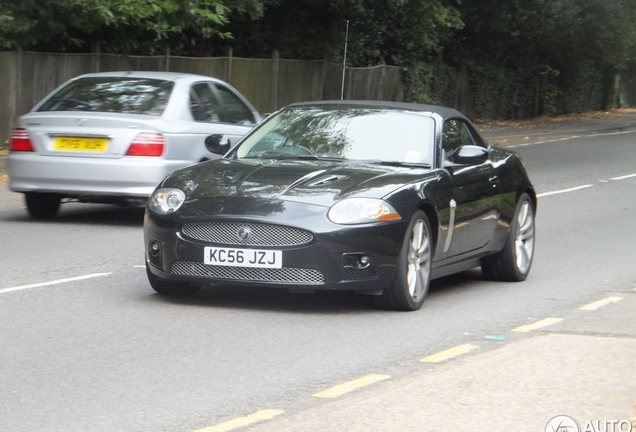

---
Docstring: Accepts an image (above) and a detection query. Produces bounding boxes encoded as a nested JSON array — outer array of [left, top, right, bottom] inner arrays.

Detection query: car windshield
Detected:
[[234, 107, 434, 165], [37, 77, 174, 115]]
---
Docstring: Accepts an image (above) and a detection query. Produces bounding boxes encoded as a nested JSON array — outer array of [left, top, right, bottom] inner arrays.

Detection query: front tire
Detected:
[[146, 264, 201, 296], [25, 192, 61, 219], [376, 210, 433, 311], [482, 193, 535, 281]]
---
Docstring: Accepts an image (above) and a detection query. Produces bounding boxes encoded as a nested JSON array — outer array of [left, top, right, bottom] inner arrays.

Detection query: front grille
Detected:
[[343, 265, 378, 280], [182, 222, 314, 247], [171, 261, 325, 284]]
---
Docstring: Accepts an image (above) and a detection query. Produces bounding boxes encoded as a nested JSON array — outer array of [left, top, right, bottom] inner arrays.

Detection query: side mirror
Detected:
[[452, 145, 489, 165], [205, 134, 232, 155]]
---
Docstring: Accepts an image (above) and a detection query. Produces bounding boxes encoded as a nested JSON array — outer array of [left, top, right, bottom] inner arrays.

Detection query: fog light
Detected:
[[148, 240, 163, 269], [342, 253, 372, 269], [342, 253, 378, 281], [150, 241, 161, 255]]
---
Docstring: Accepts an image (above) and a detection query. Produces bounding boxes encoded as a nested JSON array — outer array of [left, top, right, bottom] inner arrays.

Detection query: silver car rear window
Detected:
[[37, 77, 174, 115]]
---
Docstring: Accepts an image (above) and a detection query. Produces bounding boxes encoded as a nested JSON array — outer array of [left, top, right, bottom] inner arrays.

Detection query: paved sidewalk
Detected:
[[477, 108, 636, 145], [241, 292, 636, 432]]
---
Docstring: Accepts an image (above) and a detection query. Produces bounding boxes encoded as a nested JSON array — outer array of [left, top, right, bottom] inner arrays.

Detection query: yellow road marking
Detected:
[[312, 374, 390, 399], [194, 409, 284, 432], [580, 296, 622, 311], [512, 317, 563, 333], [419, 344, 480, 363]]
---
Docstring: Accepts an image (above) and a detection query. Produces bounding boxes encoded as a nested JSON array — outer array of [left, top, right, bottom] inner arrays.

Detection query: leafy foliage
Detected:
[[2, 0, 636, 118], [0, 0, 234, 53], [452, 0, 636, 117]]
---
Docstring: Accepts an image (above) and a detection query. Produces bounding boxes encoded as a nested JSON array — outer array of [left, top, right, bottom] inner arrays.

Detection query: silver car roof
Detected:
[[71, 71, 226, 84]]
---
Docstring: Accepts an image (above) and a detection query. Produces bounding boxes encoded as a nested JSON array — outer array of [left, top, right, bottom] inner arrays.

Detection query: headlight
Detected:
[[328, 198, 401, 224], [148, 188, 186, 214]]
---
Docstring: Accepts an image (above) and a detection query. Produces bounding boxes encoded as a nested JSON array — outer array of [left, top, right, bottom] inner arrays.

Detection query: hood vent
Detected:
[[307, 174, 348, 187]]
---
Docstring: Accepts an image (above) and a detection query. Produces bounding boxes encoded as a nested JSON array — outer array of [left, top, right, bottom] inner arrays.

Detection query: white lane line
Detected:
[[504, 129, 636, 148], [537, 172, 635, 198], [537, 185, 594, 198], [0, 273, 111, 294], [611, 173, 636, 181]]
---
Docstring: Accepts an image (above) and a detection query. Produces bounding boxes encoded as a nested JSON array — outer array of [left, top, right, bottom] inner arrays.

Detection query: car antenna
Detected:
[[341, 19, 349, 100]]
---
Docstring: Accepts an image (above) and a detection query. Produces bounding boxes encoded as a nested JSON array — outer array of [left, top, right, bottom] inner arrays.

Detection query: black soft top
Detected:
[[286, 100, 467, 121]]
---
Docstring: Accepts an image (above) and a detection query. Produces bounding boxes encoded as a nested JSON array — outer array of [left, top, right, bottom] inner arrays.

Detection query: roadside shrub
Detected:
[[560, 62, 607, 113], [402, 59, 455, 106], [468, 62, 536, 120]]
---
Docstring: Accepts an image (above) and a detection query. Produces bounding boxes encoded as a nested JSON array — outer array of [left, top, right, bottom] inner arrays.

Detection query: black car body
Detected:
[[144, 101, 536, 311]]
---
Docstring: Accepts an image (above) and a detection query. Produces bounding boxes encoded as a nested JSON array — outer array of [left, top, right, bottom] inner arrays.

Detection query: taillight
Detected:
[[10, 128, 35, 152], [125, 132, 165, 156]]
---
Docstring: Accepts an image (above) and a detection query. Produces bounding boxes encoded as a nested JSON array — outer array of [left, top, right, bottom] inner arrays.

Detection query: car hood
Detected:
[[162, 158, 434, 207]]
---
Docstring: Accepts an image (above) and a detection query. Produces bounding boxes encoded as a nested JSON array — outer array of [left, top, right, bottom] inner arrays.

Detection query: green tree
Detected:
[[215, 0, 462, 64], [0, 0, 236, 53], [214, 0, 462, 104], [452, 0, 636, 117]]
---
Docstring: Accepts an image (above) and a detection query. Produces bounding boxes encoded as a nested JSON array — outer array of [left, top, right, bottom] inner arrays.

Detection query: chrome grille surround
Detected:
[[181, 222, 314, 247], [171, 261, 325, 284]]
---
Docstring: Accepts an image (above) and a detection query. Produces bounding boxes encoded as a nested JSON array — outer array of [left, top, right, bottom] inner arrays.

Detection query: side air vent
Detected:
[[223, 170, 241, 182]]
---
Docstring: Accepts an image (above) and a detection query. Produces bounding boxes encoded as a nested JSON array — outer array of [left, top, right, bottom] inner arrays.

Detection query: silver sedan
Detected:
[[8, 71, 261, 218]]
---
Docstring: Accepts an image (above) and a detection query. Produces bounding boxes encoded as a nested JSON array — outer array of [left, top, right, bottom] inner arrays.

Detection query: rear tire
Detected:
[[25, 192, 61, 219], [146, 263, 201, 296], [375, 210, 433, 311], [482, 193, 535, 281]]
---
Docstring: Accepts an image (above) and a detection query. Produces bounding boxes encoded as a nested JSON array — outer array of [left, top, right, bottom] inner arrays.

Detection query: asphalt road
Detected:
[[0, 129, 635, 432]]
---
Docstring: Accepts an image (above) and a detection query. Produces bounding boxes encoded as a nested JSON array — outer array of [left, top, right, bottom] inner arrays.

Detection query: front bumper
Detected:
[[144, 206, 410, 292]]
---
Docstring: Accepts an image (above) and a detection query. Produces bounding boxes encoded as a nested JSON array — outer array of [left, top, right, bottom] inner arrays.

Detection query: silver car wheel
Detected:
[[481, 193, 535, 282], [407, 218, 432, 302], [515, 200, 535, 274], [375, 210, 433, 311]]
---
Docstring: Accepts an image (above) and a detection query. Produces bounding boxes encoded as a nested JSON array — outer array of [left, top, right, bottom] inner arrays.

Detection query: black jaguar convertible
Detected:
[[144, 101, 536, 311]]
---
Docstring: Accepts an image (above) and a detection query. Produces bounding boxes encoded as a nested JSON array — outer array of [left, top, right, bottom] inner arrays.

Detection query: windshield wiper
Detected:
[[253, 154, 346, 162], [365, 160, 432, 168]]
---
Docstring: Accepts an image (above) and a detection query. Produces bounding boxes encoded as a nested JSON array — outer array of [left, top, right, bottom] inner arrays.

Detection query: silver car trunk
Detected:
[[20, 112, 162, 159]]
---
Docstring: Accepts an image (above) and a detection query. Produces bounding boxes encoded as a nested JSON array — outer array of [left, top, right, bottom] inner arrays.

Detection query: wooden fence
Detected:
[[0, 49, 404, 145]]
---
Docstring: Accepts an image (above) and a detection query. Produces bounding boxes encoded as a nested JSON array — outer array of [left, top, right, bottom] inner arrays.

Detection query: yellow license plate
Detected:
[[54, 137, 108, 152]]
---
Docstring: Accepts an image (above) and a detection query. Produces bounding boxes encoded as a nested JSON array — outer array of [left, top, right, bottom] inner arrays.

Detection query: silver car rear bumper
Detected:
[[8, 153, 193, 198]]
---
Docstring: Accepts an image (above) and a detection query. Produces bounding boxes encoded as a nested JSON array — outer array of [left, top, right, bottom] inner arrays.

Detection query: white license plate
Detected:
[[204, 247, 282, 269]]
